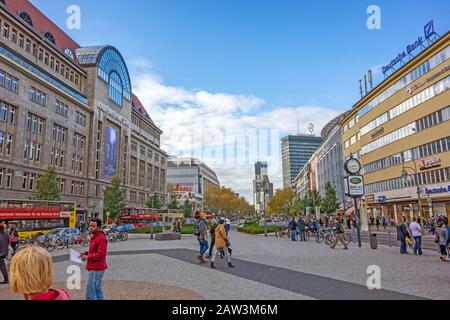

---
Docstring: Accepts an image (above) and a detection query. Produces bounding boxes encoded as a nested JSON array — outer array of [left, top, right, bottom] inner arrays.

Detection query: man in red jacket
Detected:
[[80, 218, 107, 300]]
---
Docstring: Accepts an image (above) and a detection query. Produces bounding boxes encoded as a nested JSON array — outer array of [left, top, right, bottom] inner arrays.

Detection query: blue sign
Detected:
[[424, 20, 436, 39], [104, 126, 119, 180], [383, 21, 436, 76], [425, 186, 450, 194], [377, 196, 386, 202]]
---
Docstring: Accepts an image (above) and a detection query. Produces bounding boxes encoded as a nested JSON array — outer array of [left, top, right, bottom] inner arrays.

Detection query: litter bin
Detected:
[[370, 233, 378, 249]]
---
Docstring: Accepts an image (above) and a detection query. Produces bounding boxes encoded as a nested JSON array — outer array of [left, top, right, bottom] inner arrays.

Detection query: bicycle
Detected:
[[55, 234, 76, 250], [324, 229, 351, 246], [116, 230, 128, 242]]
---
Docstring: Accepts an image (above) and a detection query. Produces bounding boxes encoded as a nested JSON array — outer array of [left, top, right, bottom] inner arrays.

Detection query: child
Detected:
[[9, 245, 70, 300]]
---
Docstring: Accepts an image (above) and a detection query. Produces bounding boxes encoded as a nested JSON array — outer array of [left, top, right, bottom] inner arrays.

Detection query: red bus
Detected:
[[194, 210, 214, 220], [119, 207, 160, 228]]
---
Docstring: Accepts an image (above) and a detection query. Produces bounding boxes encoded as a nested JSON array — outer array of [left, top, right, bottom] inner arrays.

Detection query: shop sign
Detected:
[[371, 127, 384, 139], [419, 157, 441, 170], [365, 194, 375, 203], [406, 80, 426, 95], [346, 175, 365, 198], [425, 185, 450, 194], [377, 196, 386, 203], [383, 20, 437, 76], [175, 184, 192, 192]]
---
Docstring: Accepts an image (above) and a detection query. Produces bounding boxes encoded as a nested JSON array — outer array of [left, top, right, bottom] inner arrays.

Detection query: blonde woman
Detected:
[[10, 245, 70, 300]]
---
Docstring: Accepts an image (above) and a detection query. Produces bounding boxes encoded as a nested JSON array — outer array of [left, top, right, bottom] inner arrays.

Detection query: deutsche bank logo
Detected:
[[424, 20, 435, 39]]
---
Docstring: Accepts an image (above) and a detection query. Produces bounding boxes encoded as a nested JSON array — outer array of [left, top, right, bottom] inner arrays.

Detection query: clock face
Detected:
[[346, 159, 361, 174]]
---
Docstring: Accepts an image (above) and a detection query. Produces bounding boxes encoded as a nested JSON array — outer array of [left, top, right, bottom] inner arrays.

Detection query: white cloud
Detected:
[[129, 60, 341, 202]]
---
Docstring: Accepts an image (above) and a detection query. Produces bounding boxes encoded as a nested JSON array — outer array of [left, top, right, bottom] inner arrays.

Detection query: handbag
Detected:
[[406, 237, 413, 247]]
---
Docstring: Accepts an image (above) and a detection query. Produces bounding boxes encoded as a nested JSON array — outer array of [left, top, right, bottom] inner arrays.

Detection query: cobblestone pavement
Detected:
[[1, 228, 449, 300]]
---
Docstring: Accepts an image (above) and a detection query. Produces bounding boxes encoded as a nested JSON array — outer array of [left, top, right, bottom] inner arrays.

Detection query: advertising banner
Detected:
[[104, 126, 119, 179]]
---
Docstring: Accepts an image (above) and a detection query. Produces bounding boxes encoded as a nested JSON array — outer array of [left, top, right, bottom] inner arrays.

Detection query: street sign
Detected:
[[346, 175, 365, 198]]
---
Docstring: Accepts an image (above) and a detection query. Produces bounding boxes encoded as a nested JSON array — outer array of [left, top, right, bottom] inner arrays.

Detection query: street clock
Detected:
[[344, 157, 362, 175]]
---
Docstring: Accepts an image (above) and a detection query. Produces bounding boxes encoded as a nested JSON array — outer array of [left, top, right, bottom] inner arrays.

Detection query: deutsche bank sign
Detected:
[[382, 20, 437, 76]]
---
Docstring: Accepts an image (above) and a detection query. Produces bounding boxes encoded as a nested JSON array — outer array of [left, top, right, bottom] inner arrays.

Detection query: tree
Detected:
[[147, 194, 161, 209], [204, 186, 253, 218], [267, 187, 295, 216], [321, 182, 340, 214], [183, 201, 193, 218], [104, 177, 125, 222], [305, 189, 322, 215], [33, 166, 60, 201], [166, 183, 179, 209]]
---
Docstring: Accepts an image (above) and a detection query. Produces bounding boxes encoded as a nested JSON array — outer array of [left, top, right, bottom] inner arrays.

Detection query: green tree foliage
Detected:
[[104, 177, 125, 221], [321, 182, 340, 214], [32, 166, 60, 201], [147, 194, 162, 209]]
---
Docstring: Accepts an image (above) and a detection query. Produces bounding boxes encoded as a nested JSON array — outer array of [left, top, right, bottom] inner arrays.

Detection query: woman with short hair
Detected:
[[9, 245, 70, 300]]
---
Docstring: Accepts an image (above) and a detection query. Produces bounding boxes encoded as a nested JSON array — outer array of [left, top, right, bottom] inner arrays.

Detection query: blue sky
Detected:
[[32, 0, 450, 201]]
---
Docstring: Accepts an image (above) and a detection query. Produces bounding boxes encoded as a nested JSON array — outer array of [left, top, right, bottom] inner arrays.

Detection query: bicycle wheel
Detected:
[[122, 232, 128, 241], [316, 232, 324, 243], [46, 242, 55, 252], [55, 238, 65, 250], [67, 237, 75, 248], [324, 234, 334, 246]]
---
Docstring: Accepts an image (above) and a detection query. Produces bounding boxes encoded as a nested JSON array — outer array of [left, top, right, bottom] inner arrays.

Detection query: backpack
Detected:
[[194, 221, 201, 236]]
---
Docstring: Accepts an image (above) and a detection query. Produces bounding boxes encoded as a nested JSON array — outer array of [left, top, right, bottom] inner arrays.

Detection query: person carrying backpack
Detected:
[[195, 213, 208, 264], [330, 218, 348, 250]]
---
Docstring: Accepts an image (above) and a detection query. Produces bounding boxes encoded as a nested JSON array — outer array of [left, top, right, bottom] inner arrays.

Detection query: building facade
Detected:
[[0, 0, 167, 220], [315, 113, 347, 208], [166, 158, 220, 210], [253, 161, 273, 212], [282, 134, 322, 188], [341, 29, 450, 223]]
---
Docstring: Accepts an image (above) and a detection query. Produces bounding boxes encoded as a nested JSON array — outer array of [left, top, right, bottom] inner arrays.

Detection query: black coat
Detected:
[[396, 224, 409, 241], [0, 232, 9, 257]]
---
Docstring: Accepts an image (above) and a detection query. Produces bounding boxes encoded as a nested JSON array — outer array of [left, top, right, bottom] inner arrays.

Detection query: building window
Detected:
[[29, 87, 47, 106], [0, 69, 19, 93], [19, 11, 33, 27], [75, 111, 86, 126], [108, 71, 123, 107], [43, 31, 56, 45], [55, 100, 69, 117], [2, 23, 10, 38], [52, 124, 67, 142], [25, 39, 31, 53]]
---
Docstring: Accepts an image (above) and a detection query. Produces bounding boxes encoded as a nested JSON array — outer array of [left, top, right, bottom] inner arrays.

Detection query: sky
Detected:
[[32, 0, 450, 202]]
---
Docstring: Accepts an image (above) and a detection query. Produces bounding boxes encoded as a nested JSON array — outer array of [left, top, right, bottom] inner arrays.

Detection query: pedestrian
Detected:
[[396, 218, 410, 254], [330, 218, 348, 250], [382, 216, 386, 230], [347, 216, 351, 230], [0, 225, 9, 284], [9, 244, 70, 300], [375, 216, 380, 231], [8, 225, 19, 252], [297, 217, 306, 241], [194, 213, 208, 264], [225, 218, 231, 235], [409, 217, 423, 256], [80, 218, 108, 300], [435, 222, 449, 262], [289, 218, 298, 241], [210, 218, 234, 269], [206, 219, 217, 259]]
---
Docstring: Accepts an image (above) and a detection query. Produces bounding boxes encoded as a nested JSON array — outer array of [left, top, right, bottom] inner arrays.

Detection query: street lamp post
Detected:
[[401, 158, 423, 219]]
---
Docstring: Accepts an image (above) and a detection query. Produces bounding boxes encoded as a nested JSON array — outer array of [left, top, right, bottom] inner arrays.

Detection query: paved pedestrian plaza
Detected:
[[1, 229, 449, 300]]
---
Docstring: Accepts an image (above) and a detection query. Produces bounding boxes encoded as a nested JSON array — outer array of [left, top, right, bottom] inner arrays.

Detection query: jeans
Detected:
[[413, 236, 422, 255], [0, 255, 7, 281], [290, 230, 297, 241], [86, 271, 105, 300], [298, 231, 306, 241], [199, 240, 209, 256], [400, 240, 407, 254]]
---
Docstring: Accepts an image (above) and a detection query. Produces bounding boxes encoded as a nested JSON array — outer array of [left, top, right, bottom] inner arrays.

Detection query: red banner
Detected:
[[0, 208, 66, 220], [120, 214, 158, 220]]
